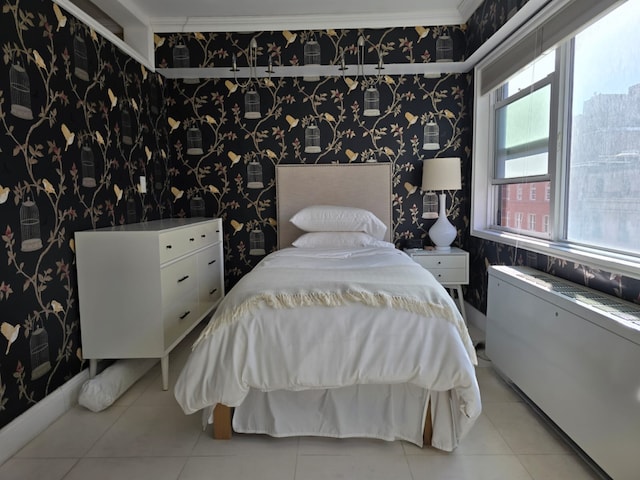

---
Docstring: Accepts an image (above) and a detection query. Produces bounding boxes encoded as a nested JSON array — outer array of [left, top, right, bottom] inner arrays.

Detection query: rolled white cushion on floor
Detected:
[[78, 358, 157, 412]]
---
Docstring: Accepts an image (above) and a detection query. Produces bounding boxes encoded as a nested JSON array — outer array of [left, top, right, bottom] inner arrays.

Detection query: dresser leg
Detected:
[[455, 285, 468, 325], [89, 359, 98, 378], [161, 355, 169, 390]]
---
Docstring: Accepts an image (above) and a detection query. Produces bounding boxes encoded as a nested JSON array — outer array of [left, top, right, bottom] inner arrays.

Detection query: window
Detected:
[[473, 0, 640, 276]]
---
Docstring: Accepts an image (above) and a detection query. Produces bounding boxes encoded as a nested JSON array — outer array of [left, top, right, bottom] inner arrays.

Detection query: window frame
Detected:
[[471, 0, 640, 279]]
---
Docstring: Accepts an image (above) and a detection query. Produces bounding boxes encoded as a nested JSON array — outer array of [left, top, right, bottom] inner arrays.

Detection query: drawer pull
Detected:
[[165, 245, 172, 249], [189, 237, 195, 242], [201, 234, 206, 238], [216, 230, 220, 233], [209, 288, 218, 295], [179, 311, 191, 320], [437, 261, 442, 265], [177, 275, 190, 283], [208, 259, 216, 265]]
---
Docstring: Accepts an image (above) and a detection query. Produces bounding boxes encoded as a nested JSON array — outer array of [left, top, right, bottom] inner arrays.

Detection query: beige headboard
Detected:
[[276, 163, 393, 248]]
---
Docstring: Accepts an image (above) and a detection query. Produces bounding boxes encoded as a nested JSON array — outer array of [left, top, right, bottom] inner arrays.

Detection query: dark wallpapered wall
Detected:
[[0, 0, 638, 429]]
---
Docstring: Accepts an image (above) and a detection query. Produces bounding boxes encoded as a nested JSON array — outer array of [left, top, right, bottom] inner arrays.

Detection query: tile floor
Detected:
[[0, 325, 605, 480]]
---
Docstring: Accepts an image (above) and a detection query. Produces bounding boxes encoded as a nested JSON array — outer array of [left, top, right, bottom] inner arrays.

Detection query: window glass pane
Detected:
[[497, 181, 551, 238], [567, 0, 640, 254], [495, 85, 550, 179]]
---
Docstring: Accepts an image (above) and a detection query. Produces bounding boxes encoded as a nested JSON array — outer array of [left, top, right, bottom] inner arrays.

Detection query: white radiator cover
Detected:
[[487, 266, 640, 480]]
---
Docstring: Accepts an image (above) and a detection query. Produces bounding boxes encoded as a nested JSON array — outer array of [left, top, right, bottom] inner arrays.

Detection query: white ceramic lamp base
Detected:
[[428, 192, 456, 250]]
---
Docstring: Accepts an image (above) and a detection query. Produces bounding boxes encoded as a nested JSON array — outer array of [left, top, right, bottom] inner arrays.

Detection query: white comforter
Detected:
[[174, 246, 481, 449]]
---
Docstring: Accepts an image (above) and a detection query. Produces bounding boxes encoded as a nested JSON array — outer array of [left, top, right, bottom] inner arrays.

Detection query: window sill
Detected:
[[471, 228, 640, 280]]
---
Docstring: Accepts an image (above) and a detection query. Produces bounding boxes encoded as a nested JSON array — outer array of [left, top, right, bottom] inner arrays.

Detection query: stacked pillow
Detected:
[[289, 205, 392, 248]]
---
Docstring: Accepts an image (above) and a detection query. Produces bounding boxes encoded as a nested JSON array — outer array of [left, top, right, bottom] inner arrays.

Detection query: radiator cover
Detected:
[[487, 266, 640, 480]]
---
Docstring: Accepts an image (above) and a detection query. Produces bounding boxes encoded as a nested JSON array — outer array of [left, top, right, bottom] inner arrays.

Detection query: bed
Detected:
[[174, 163, 481, 451]]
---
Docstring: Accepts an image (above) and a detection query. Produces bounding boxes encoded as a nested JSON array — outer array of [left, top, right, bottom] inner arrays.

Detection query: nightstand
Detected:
[[406, 247, 469, 324]]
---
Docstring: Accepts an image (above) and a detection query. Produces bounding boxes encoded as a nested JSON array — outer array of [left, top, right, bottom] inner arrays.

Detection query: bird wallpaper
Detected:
[[0, 0, 638, 431]]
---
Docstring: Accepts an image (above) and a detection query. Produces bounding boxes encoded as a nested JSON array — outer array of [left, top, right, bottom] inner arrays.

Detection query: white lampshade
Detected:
[[422, 157, 461, 192], [421, 157, 461, 250]]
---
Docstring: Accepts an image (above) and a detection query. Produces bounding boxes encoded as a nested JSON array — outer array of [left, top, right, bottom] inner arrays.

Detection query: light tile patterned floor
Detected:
[[0, 324, 605, 480]]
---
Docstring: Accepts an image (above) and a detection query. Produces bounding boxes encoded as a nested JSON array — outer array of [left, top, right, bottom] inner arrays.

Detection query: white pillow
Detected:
[[292, 232, 393, 249], [290, 205, 387, 240]]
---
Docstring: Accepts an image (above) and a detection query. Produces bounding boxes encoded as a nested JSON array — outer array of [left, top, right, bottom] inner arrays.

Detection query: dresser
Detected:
[[406, 247, 469, 323], [75, 218, 224, 390]]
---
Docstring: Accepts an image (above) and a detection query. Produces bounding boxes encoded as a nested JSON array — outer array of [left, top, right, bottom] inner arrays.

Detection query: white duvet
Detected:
[[174, 246, 481, 449]]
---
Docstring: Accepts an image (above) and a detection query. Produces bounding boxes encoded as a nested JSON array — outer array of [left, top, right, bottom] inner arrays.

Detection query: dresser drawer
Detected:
[[193, 219, 223, 248], [428, 268, 467, 284], [197, 244, 224, 310], [411, 254, 466, 270], [161, 257, 198, 344], [159, 226, 201, 263]]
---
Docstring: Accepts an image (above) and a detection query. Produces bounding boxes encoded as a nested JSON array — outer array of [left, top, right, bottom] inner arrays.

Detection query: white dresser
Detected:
[[405, 247, 469, 323], [75, 218, 224, 390]]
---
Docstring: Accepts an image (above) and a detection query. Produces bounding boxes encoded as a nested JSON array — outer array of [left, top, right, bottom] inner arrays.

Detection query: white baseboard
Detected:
[[465, 301, 487, 338], [0, 369, 90, 466]]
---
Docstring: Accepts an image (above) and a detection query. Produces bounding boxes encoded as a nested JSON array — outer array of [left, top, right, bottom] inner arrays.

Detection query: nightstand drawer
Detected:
[[428, 268, 467, 284], [411, 254, 466, 270]]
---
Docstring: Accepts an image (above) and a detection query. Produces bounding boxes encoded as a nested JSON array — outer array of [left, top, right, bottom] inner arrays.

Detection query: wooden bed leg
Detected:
[[423, 399, 433, 447], [212, 404, 232, 440]]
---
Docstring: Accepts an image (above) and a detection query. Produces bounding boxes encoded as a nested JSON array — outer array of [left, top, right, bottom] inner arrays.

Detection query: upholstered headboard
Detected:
[[276, 163, 393, 248]]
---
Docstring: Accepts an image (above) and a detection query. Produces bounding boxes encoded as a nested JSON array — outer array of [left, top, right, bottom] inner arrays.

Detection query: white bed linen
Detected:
[[174, 246, 481, 450]]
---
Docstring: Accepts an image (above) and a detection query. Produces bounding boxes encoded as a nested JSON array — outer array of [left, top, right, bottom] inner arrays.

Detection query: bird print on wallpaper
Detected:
[[32, 49, 46, 70], [154, 34, 165, 48], [227, 151, 241, 166], [1, 322, 20, 355], [415, 26, 430, 42], [282, 30, 297, 47], [225, 80, 238, 94], [140, 65, 147, 81], [230, 219, 244, 235], [405, 112, 418, 127], [324, 113, 336, 123], [285, 115, 298, 131], [266, 149, 277, 159], [108, 88, 118, 111], [207, 185, 220, 194], [113, 184, 123, 204], [42, 179, 55, 195], [205, 115, 216, 125], [61, 124, 74, 151], [90, 28, 98, 42], [50, 300, 64, 313], [145, 146, 152, 161], [0, 185, 10, 204], [345, 149, 358, 162], [171, 186, 184, 201], [53, 4, 67, 31], [344, 77, 358, 93], [168, 117, 180, 133], [95, 130, 105, 146], [404, 182, 417, 195]]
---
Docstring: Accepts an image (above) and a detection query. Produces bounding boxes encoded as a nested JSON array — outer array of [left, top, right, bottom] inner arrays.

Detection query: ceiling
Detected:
[[76, 0, 484, 33]]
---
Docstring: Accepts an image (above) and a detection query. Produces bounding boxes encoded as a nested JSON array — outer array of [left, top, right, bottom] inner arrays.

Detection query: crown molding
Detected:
[[150, 10, 466, 34], [457, 0, 485, 20]]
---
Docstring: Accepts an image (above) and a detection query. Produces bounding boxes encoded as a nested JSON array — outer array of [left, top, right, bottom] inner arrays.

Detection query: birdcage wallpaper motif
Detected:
[[121, 107, 133, 145], [126, 196, 137, 223], [73, 35, 89, 80], [19, 198, 43, 252], [422, 191, 439, 219], [303, 40, 321, 81], [190, 195, 205, 217], [244, 90, 261, 119], [9, 63, 33, 120], [30, 325, 51, 381], [249, 230, 266, 256], [247, 161, 264, 189], [81, 143, 96, 187], [423, 122, 440, 150], [304, 125, 321, 153], [363, 87, 380, 117], [186, 127, 204, 154], [436, 34, 453, 62]]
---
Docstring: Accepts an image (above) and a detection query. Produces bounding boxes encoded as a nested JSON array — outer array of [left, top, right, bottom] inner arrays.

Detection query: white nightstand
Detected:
[[405, 247, 469, 324]]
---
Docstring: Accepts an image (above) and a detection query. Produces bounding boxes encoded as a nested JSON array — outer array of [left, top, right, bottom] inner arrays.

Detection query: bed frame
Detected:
[[212, 162, 433, 445]]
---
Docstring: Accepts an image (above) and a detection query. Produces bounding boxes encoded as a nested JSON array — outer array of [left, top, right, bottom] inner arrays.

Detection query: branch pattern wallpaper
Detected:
[[0, 0, 638, 432]]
